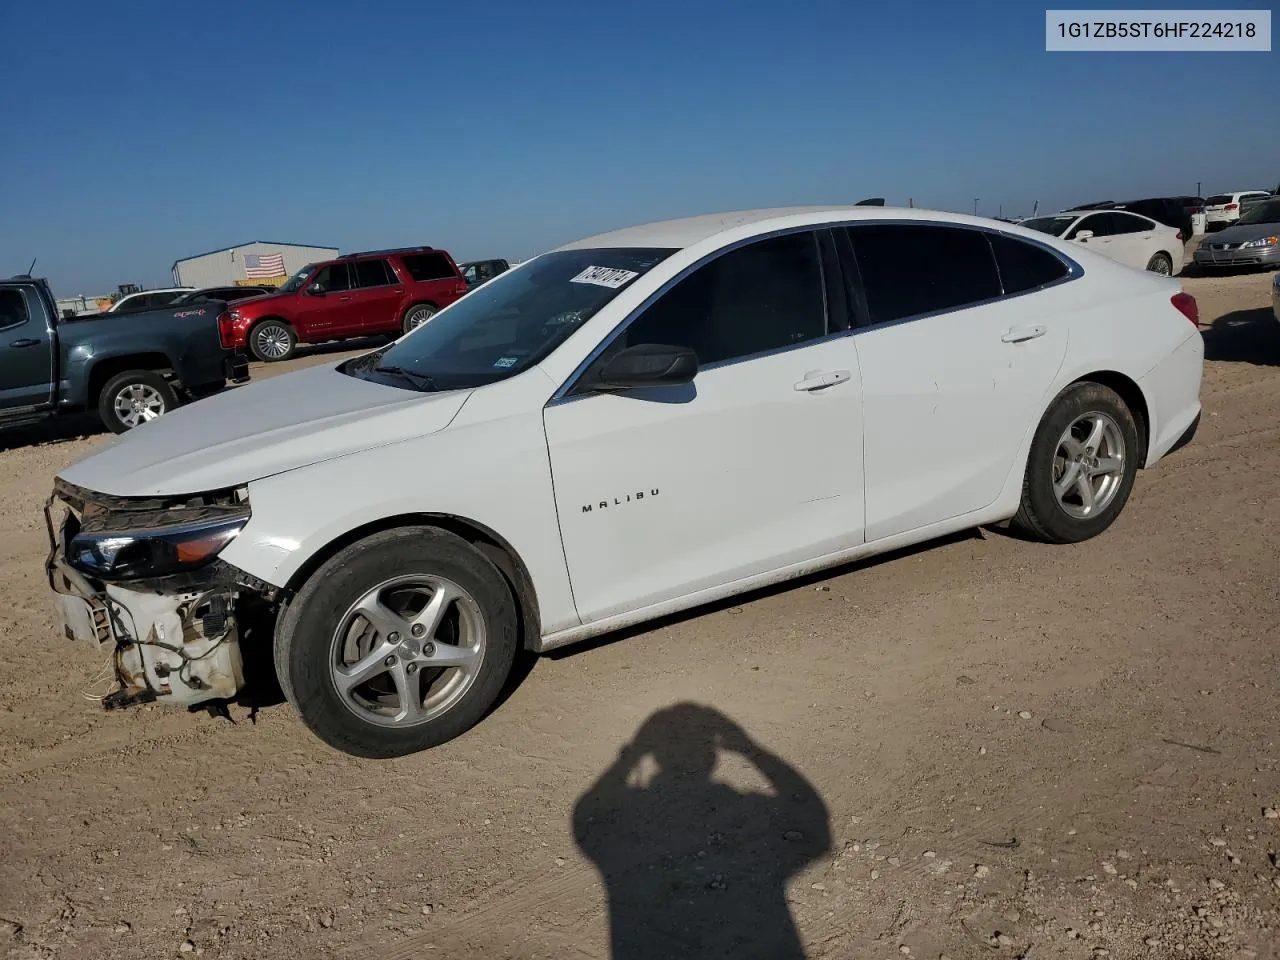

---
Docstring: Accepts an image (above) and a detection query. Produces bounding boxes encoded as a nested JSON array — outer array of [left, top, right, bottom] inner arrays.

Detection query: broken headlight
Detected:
[[69, 514, 248, 581]]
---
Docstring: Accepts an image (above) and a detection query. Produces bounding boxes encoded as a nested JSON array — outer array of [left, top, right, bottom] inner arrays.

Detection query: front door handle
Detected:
[[793, 369, 851, 392], [9, 338, 40, 348], [1001, 325, 1047, 344]]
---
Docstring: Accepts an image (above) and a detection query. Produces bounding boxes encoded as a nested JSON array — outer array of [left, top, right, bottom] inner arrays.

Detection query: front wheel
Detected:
[[1145, 252, 1173, 276], [98, 370, 179, 433], [402, 303, 437, 334], [248, 320, 296, 362], [274, 527, 519, 758], [1011, 382, 1140, 544]]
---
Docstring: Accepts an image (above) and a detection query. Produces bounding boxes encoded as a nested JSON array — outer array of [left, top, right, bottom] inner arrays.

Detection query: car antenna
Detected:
[[26, 257, 36, 275]]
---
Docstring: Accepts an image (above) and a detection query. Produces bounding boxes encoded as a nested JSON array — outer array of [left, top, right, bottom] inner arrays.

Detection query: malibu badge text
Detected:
[[582, 489, 660, 513]]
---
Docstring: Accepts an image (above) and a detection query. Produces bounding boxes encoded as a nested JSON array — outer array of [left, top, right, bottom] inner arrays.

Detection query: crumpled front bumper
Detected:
[[45, 487, 247, 710]]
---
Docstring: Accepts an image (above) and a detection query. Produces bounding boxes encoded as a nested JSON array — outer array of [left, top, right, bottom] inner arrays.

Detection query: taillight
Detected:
[[1225, 203, 1238, 211], [1175, 230, 1184, 241], [1171, 292, 1199, 326], [1191, 206, 1203, 214], [217, 310, 235, 349], [454, 282, 468, 296]]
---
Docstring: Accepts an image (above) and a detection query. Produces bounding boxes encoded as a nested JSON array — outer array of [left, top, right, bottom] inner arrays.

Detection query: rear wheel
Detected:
[[1145, 252, 1173, 276], [402, 303, 437, 334], [274, 527, 519, 758], [249, 320, 296, 362], [98, 370, 178, 433], [1012, 382, 1139, 544]]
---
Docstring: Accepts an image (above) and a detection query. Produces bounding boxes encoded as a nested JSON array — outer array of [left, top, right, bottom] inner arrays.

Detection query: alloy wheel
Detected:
[[1052, 412, 1126, 519]]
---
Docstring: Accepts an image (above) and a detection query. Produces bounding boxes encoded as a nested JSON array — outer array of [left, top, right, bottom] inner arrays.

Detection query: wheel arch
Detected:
[[282, 513, 542, 651], [1067, 369, 1150, 464], [248, 314, 294, 332], [86, 352, 174, 406]]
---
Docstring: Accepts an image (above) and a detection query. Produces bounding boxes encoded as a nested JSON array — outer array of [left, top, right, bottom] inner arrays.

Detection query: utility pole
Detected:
[[998, 203, 1003, 219], [973, 198, 979, 216], [1197, 181, 1201, 196]]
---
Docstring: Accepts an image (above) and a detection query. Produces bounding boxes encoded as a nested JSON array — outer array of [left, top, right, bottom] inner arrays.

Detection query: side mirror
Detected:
[[1074, 230, 1094, 241], [590, 343, 698, 391], [305, 282, 326, 296]]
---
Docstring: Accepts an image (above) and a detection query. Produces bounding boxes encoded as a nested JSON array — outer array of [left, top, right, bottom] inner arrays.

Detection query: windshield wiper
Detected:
[[372, 364, 438, 391]]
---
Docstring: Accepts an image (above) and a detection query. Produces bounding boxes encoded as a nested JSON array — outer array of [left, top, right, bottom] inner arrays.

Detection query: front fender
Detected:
[[218, 409, 580, 637]]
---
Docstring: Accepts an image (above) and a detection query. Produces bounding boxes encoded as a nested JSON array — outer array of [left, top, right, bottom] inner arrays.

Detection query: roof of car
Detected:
[[556, 205, 1025, 251]]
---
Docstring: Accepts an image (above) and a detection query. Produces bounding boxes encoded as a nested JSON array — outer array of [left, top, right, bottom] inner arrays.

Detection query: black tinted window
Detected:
[[0, 289, 30, 328], [1071, 214, 1113, 238], [353, 259, 394, 288], [401, 253, 456, 282], [621, 232, 827, 366], [314, 263, 351, 292], [846, 225, 1000, 324], [1111, 213, 1151, 234], [989, 234, 1069, 294]]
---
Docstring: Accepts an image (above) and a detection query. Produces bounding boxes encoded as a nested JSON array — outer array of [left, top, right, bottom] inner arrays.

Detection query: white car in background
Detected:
[[104, 287, 193, 314], [46, 206, 1204, 758], [1021, 210, 1184, 276], [1204, 191, 1272, 230]]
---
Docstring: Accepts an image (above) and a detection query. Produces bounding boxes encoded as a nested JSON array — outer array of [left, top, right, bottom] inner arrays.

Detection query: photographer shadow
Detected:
[[573, 703, 831, 959]]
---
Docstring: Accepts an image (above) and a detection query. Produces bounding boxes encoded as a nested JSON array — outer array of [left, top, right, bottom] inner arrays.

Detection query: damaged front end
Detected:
[[45, 479, 276, 711]]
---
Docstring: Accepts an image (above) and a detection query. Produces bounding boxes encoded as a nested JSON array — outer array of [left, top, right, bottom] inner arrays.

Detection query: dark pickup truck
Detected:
[[0, 276, 249, 434]]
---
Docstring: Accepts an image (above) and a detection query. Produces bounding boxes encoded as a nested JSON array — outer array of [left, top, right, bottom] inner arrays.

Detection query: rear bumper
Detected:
[[1139, 332, 1204, 467]]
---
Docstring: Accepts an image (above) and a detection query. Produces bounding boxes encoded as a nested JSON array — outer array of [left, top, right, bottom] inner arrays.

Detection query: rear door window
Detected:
[[353, 259, 396, 288], [1111, 213, 1153, 234], [401, 253, 457, 282], [845, 224, 1001, 324]]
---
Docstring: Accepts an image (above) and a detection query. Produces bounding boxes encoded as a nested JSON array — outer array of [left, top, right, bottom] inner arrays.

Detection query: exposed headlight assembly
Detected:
[[1241, 235, 1278, 249], [69, 516, 247, 580], [56, 482, 251, 581]]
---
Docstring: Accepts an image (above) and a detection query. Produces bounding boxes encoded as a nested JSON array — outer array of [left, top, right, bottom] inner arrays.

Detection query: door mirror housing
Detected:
[[305, 282, 326, 296], [589, 343, 698, 392], [1074, 230, 1094, 241]]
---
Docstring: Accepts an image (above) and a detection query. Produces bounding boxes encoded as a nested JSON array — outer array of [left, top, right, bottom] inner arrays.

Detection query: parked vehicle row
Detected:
[[1, 277, 248, 434], [44, 206, 1204, 758]]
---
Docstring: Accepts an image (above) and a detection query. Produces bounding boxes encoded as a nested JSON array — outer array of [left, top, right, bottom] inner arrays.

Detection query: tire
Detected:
[[1145, 253, 1173, 276], [401, 303, 437, 334], [248, 320, 296, 362], [274, 526, 519, 758], [97, 370, 179, 434], [1011, 382, 1140, 545]]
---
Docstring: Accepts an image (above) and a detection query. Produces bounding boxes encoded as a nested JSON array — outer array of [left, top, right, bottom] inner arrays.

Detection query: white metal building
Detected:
[[171, 240, 339, 288]]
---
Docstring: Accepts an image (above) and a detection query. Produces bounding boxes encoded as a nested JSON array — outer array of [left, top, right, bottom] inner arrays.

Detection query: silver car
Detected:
[[1194, 198, 1280, 269]]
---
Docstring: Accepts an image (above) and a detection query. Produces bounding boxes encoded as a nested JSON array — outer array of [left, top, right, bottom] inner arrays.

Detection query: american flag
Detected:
[[244, 252, 286, 279]]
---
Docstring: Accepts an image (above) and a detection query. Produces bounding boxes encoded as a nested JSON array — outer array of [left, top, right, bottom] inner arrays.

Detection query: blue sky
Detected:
[[1, 0, 1276, 294]]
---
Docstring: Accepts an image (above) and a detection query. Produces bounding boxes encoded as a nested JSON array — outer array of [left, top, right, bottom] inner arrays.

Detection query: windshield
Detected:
[[1237, 199, 1280, 225], [344, 247, 675, 392], [1021, 216, 1077, 237], [278, 264, 316, 294]]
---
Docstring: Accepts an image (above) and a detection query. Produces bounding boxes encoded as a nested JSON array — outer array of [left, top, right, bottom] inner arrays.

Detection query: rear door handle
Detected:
[[793, 369, 851, 392], [1001, 325, 1047, 344], [9, 338, 40, 348], [339, 296, 353, 302]]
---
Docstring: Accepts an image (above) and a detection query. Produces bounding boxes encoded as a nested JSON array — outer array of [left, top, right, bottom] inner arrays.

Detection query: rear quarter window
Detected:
[[989, 234, 1070, 294], [401, 253, 457, 282]]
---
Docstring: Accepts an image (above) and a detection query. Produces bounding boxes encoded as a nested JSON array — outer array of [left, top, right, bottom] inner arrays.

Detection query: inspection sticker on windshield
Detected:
[[570, 266, 639, 289], [493, 356, 520, 368]]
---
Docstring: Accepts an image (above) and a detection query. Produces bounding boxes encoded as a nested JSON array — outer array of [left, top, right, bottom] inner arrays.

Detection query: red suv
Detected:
[[223, 247, 469, 361]]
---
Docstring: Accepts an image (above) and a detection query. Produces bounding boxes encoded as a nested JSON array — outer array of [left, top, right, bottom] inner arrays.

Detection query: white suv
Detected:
[[1204, 191, 1271, 230]]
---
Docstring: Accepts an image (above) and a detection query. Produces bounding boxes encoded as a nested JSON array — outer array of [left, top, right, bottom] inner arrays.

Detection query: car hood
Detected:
[[1208, 221, 1280, 243], [59, 364, 471, 497]]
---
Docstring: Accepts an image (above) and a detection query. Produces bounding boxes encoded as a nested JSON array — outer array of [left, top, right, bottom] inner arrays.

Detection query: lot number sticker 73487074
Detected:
[[569, 266, 640, 289]]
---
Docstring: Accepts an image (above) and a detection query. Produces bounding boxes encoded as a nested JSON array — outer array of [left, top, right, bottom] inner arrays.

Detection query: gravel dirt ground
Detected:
[[2, 260, 1279, 960]]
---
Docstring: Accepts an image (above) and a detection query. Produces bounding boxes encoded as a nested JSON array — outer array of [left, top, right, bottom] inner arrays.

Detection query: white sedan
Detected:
[[46, 206, 1204, 757], [1021, 210, 1184, 276]]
